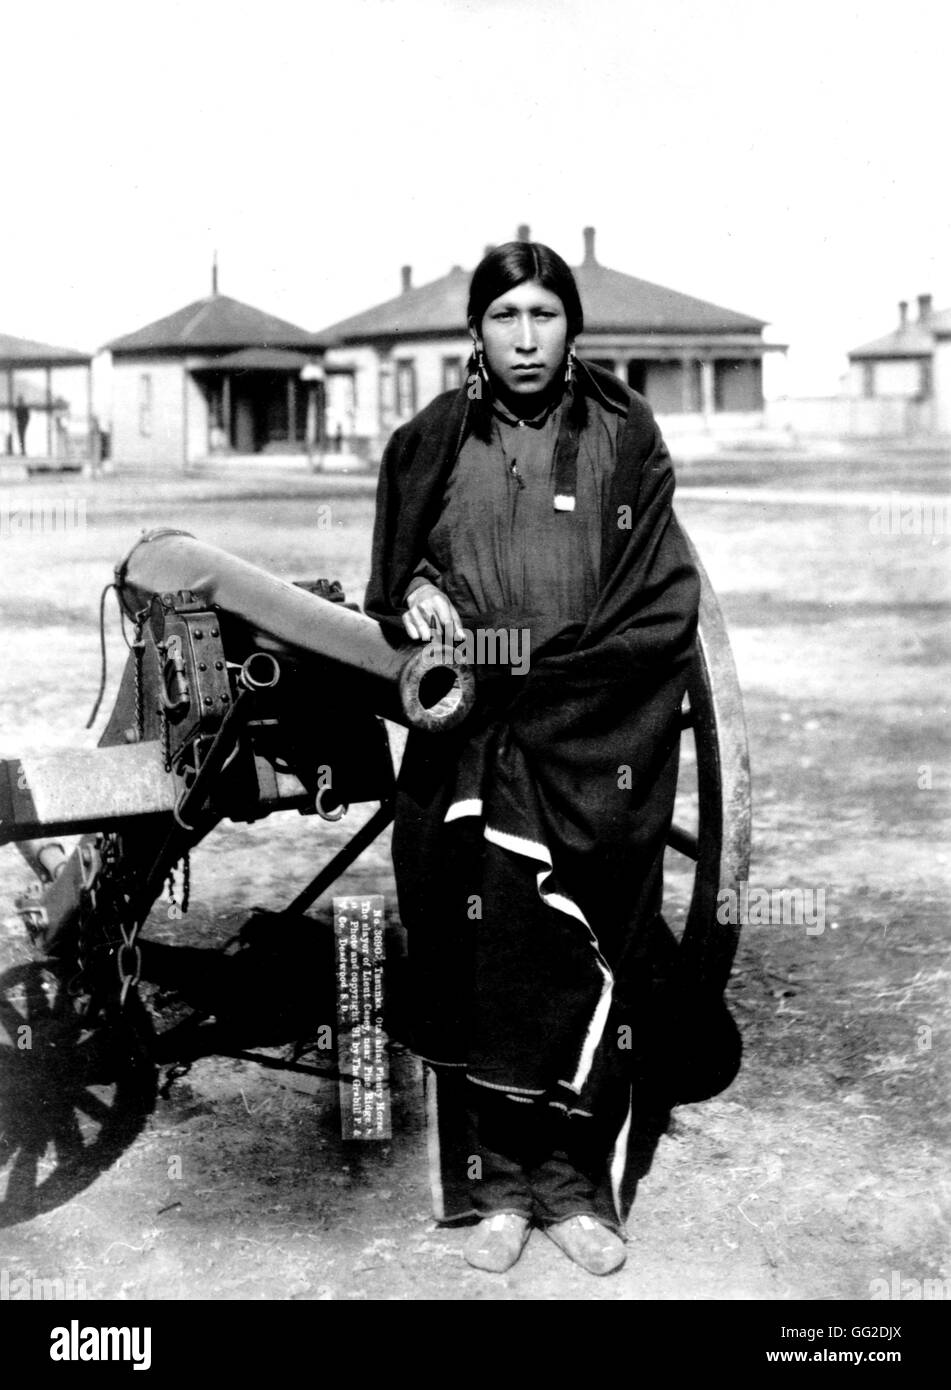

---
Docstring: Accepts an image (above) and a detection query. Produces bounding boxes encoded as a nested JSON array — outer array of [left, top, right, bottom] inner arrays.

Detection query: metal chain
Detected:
[[73, 833, 143, 1011], [132, 617, 145, 741], [116, 910, 143, 1009], [100, 834, 142, 1009], [160, 705, 171, 773], [72, 838, 106, 1000]]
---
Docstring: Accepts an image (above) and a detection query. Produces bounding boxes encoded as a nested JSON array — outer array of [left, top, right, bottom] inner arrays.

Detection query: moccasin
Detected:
[[464, 1212, 531, 1273], [544, 1214, 626, 1275]]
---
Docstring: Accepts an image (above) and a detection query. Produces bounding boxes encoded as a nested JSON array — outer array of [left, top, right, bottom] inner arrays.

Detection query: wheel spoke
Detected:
[[667, 823, 699, 861], [73, 1087, 112, 1127], [52, 1110, 87, 1163], [3, 1145, 40, 1207]]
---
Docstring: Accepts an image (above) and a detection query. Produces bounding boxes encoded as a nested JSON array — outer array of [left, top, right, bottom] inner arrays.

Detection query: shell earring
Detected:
[[565, 347, 576, 386], [475, 346, 489, 383]]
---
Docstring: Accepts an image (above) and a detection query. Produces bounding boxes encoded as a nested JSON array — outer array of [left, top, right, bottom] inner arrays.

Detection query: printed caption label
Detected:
[[333, 894, 390, 1140]]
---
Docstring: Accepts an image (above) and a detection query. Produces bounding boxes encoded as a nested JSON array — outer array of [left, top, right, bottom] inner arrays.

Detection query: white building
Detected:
[[104, 281, 324, 469], [846, 294, 951, 436]]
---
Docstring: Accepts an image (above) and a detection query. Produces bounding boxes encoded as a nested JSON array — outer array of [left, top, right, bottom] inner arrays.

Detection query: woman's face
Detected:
[[475, 280, 569, 400]]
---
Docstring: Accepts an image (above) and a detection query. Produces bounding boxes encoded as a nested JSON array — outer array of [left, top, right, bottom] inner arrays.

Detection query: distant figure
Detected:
[[14, 395, 30, 456], [335, 423, 344, 453]]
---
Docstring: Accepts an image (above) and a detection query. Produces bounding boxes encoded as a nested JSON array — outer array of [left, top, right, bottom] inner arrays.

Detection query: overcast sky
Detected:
[[2, 0, 947, 396]]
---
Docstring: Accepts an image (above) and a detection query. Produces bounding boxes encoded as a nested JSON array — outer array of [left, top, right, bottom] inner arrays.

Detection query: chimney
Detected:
[[898, 300, 908, 328], [918, 293, 932, 323], [583, 226, 597, 265], [401, 265, 412, 293], [211, 251, 219, 296], [516, 223, 531, 242]]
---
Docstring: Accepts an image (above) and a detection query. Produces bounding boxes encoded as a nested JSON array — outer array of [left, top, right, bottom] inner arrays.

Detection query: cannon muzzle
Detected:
[[116, 530, 475, 732]]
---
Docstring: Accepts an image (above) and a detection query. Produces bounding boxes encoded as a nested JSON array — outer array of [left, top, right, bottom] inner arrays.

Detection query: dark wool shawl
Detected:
[[365, 360, 701, 1096]]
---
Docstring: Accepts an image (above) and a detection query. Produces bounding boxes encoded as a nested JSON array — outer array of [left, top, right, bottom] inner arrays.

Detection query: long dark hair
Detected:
[[467, 241, 584, 340], [464, 240, 586, 441]]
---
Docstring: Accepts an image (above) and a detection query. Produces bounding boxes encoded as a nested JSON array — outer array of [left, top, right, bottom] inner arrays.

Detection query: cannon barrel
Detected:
[[116, 529, 474, 732]]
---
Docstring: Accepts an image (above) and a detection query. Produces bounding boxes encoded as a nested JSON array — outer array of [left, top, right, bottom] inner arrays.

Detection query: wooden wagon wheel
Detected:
[[665, 536, 752, 994], [0, 960, 155, 1227]]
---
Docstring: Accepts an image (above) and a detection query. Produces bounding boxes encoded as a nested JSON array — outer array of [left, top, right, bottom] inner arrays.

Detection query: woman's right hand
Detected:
[[402, 582, 464, 643]]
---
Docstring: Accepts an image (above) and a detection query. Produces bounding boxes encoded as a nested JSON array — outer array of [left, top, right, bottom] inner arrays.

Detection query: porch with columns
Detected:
[[190, 349, 325, 458], [0, 334, 94, 466], [579, 342, 768, 420]]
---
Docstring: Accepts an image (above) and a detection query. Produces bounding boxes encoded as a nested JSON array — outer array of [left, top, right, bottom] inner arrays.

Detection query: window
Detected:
[[139, 373, 153, 437], [442, 356, 463, 392], [395, 360, 417, 417], [862, 363, 875, 399]]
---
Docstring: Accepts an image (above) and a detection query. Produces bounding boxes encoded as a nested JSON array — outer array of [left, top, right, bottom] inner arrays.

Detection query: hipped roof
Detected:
[[0, 332, 91, 369], [849, 307, 951, 359], [315, 261, 767, 345], [106, 293, 320, 356], [193, 347, 314, 371]]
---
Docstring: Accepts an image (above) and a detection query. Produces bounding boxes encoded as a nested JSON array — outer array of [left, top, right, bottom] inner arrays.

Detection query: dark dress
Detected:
[[423, 393, 618, 653], [366, 360, 708, 1225]]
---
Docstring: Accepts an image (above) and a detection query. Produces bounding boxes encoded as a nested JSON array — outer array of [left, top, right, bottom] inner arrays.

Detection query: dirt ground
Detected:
[[0, 446, 948, 1301]]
